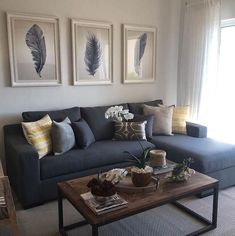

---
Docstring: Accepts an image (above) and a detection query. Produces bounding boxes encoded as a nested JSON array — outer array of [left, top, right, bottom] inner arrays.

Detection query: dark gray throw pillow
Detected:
[[132, 114, 154, 139], [113, 121, 147, 141], [72, 119, 95, 149], [51, 117, 75, 155]]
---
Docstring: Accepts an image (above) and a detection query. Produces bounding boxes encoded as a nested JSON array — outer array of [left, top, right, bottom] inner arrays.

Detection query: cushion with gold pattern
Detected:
[[113, 121, 147, 141]]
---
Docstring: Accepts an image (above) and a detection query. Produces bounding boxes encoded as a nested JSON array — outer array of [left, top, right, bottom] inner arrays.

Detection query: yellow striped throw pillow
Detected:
[[22, 114, 52, 158], [172, 106, 189, 134]]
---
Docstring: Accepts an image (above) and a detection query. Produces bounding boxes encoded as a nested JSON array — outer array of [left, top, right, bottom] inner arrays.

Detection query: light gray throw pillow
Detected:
[[143, 105, 174, 135], [51, 117, 75, 155]]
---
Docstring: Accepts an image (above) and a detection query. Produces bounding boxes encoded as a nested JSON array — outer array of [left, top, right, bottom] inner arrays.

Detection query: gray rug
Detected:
[[2, 187, 235, 236]]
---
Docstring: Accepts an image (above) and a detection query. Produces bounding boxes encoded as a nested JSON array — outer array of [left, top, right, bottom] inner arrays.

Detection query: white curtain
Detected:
[[209, 21, 235, 144], [178, 0, 221, 123]]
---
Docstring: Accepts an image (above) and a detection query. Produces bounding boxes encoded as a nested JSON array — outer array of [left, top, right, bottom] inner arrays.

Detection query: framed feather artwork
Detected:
[[7, 12, 61, 87], [71, 19, 113, 85], [123, 24, 156, 83]]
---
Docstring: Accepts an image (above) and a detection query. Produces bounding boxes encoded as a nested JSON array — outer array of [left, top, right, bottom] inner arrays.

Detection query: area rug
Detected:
[[3, 187, 235, 236]]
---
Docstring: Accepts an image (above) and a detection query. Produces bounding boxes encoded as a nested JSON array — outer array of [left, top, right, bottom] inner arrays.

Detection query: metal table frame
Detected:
[[58, 183, 218, 236]]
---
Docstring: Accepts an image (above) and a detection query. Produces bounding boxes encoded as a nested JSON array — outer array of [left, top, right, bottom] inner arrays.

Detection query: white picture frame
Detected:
[[7, 12, 61, 87], [123, 24, 157, 84], [71, 19, 113, 85]]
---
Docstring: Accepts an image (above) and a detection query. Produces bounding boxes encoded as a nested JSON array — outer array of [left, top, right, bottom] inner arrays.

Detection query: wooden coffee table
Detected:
[[57, 171, 218, 236]]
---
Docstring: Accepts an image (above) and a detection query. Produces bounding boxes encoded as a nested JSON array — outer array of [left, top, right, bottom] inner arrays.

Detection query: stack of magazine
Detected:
[[80, 192, 128, 215], [153, 163, 176, 175]]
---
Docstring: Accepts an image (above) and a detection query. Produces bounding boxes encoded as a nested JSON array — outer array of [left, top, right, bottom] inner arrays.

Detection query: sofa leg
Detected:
[[22, 201, 44, 210]]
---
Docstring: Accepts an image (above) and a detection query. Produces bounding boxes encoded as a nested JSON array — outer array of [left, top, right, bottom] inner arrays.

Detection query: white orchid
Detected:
[[120, 109, 129, 115], [105, 106, 134, 122], [124, 113, 134, 120], [116, 116, 123, 122]]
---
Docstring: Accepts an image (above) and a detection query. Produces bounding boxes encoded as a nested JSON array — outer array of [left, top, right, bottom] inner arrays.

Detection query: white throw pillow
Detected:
[[143, 105, 174, 135], [159, 104, 190, 134]]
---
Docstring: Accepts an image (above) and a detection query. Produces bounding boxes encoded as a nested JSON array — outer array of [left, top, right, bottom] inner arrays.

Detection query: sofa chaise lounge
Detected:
[[4, 100, 235, 208]]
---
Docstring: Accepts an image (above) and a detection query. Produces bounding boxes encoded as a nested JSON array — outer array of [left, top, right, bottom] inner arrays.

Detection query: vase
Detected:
[[167, 168, 196, 182], [131, 168, 153, 187]]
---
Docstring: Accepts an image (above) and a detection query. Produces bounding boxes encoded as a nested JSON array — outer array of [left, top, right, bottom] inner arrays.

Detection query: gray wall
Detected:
[[0, 0, 182, 167], [221, 0, 235, 19]]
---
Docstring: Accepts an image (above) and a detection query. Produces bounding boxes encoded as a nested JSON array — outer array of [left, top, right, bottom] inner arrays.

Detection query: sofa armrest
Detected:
[[186, 122, 207, 138], [4, 124, 40, 207]]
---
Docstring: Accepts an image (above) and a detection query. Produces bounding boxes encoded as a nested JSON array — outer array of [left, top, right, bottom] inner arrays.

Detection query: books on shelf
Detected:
[[80, 192, 128, 215], [153, 163, 176, 175]]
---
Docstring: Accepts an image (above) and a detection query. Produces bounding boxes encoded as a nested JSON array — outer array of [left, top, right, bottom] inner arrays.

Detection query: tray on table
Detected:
[[115, 176, 159, 193]]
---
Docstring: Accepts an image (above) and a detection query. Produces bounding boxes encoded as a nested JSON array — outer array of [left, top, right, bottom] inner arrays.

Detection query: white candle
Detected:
[[150, 150, 167, 167]]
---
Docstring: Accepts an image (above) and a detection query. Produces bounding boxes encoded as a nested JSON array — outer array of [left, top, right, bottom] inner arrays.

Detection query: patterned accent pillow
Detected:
[[172, 106, 189, 134], [21, 114, 52, 158], [132, 114, 154, 139], [113, 121, 147, 141]]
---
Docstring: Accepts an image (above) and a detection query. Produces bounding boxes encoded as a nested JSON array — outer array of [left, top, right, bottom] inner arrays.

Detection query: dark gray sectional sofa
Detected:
[[4, 99, 235, 208]]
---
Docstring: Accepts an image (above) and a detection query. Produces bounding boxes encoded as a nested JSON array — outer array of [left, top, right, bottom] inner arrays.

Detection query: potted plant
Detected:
[[167, 158, 195, 182], [124, 144, 153, 187], [87, 176, 117, 202], [105, 105, 134, 121], [105, 106, 153, 187]]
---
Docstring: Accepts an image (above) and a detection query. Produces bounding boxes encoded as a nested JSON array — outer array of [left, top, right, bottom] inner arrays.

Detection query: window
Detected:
[[210, 19, 235, 144]]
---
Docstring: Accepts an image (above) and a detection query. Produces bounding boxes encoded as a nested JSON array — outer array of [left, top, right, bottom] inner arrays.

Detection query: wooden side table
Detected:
[[0, 161, 20, 235], [0, 161, 4, 176]]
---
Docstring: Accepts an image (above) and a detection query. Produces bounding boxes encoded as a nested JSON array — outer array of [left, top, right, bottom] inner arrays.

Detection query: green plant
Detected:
[[167, 157, 195, 182], [123, 123, 153, 169], [168, 157, 195, 181], [172, 158, 193, 176], [124, 140, 152, 169]]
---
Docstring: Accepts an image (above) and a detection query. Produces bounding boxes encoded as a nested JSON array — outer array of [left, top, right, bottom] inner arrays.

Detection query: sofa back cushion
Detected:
[[81, 104, 128, 141], [22, 107, 81, 122], [128, 99, 163, 114]]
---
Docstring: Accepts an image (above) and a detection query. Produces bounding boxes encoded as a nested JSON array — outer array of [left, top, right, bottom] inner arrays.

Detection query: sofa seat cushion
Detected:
[[40, 140, 154, 180], [150, 134, 235, 174]]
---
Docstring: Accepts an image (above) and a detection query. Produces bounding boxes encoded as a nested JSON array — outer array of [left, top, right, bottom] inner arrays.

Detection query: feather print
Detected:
[[84, 33, 101, 76], [134, 33, 147, 75], [25, 24, 46, 78]]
